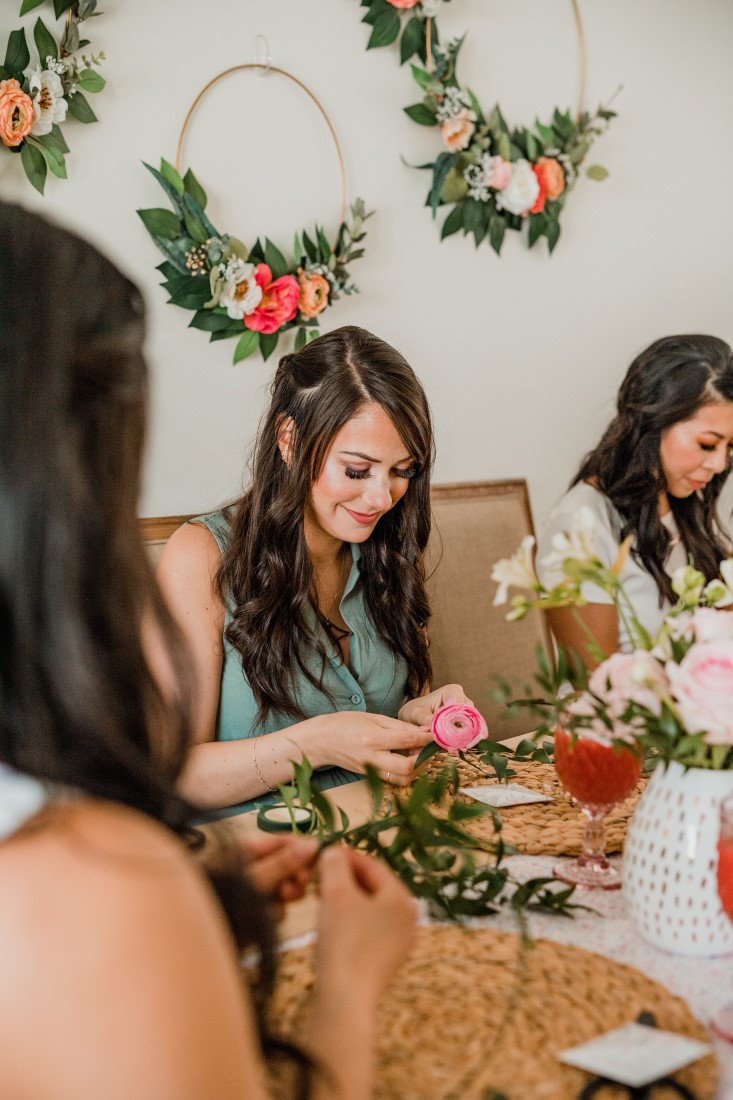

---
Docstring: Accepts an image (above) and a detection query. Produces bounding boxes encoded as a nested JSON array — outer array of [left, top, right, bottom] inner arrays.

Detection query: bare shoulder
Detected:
[[0, 800, 207, 934], [0, 801, 264, 1097], [159, 518, 222, 580], [157, 520, 225, 631]]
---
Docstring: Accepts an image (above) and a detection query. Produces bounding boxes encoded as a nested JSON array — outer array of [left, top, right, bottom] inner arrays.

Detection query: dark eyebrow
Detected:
[[699, 431, 725, 439], [339, 450, 413, 465]]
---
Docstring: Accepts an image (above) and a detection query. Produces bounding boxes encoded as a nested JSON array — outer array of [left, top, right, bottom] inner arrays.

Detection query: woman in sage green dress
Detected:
[[157, 325, 470, 816]]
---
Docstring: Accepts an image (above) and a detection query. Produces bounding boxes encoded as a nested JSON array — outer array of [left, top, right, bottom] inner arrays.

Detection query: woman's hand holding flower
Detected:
[[398, 683, 473, 728]]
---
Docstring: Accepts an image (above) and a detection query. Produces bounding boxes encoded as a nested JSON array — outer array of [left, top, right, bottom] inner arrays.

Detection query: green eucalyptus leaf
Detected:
[[20, 0, 47, 15], [400, 16, 424, 65], [5, 29, 30, 77], [182, 192, 218, 239], [294, 327, 307, 352], [159, 158, 184, 194], [404, 102, 437, 126], [137, 207, 181, 240], [368, 9, 400, 49], [440, 204, 464, 239], [586, 164, 609, 181], [66, 91, 97, 124], [53, 0, 75, 17], [264, 237, 289, 280], [259, 332, 279, 361], [75, 68, 105, 93], [183, 205, 208, 245], [188, 309, 232, 332], [183, 167, 207, 209], [489, 215, 506, 256], [302, 230, 317, 263], [36, 139, 66, 178], [33, 18, 57, 64], [233, 329, 260, 363], [439, 167, 469, 204], [20, 139, 47, 194], [546, 218, 561, 253]]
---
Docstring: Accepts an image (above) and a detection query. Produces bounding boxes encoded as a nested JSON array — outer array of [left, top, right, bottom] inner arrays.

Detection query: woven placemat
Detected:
[[422, 754, 647, 857], [267, 926, 718, 1100]]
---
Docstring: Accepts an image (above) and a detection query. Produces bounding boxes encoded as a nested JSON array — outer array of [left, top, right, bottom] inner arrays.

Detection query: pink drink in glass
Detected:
[[712, 793, 733, 1042], [553, 729, 642, 890]]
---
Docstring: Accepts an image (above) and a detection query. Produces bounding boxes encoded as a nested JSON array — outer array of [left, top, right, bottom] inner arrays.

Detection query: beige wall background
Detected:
[[2, 0, 732, 529]]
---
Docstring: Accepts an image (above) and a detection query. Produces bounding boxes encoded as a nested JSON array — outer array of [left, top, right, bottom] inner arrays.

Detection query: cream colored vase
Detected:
[[622, 761, 733, 957]]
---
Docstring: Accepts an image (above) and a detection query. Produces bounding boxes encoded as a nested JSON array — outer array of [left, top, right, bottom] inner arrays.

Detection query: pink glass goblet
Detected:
[[553, 728, 643, 890]]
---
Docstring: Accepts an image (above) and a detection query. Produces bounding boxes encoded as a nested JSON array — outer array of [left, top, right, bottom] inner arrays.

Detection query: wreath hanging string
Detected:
[[359, 0, 618, 254], [0, 0, 105, 193], [138, 61, 371, 365]]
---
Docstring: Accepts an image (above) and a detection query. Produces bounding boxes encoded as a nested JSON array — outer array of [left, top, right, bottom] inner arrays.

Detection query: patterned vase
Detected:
[[622, 761, 733, 957]]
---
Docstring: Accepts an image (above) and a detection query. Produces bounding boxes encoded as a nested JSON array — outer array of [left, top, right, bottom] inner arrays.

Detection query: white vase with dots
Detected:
[[622, 761, 733, 957]]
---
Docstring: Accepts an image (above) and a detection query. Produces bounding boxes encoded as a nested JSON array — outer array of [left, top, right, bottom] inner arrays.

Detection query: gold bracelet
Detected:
[[252, 737, 277, 794]]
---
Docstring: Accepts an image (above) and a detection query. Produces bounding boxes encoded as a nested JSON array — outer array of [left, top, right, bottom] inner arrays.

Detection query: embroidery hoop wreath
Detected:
[[0, 0, 105, 194], [138, 63, 371, 365], [359, 0, 618, 254]]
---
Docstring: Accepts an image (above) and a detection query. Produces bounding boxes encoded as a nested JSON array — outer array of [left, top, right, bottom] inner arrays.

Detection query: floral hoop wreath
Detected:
[[359, 0, 617, 254], [138, 63, 371, 365], [0, 0, 105, 194]]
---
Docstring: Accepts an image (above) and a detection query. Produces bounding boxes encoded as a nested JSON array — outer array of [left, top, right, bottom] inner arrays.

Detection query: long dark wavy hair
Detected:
[[218, 325, 434, 724], [0, 203, 290, 1064], [574, 334, 733, 604]]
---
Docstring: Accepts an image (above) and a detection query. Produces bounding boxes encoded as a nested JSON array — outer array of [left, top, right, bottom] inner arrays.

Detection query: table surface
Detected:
[[221, 753, 733, 1099]]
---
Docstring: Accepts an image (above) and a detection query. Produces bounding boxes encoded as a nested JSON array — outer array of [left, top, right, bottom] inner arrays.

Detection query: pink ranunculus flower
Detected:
[[441, 108, 476, 152], [387, 0, 419, 7], [534, 156, 565, 201], [0, 78, 34, 148], [431, 703, 488, 753], [244, 264, 300, 335], [666, 640, 733, 746]]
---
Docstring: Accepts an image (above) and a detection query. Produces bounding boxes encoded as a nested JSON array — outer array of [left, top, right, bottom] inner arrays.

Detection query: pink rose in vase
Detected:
[[666, 640, 733, 746], [431, 704, 488, 752], [244, 264, 300, 335]]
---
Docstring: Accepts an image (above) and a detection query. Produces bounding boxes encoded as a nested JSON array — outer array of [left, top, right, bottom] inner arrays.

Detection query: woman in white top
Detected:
[[0, 203, 415, 1100], [537, 335, 733, 662]]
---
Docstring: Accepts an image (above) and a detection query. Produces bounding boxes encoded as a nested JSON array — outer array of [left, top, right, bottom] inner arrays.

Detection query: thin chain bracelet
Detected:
[[252, 737, 278, 794]]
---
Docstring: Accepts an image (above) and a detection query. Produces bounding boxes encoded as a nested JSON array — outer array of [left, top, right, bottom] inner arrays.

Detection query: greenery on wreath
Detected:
[[359, 1, 617, 254], [0, 0, 105, 193], [138, 159, 371, 364], [277, 750, 581, 924]]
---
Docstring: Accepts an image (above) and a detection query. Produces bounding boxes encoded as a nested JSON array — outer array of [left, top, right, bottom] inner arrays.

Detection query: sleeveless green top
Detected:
[[191, 510, 410, 818]]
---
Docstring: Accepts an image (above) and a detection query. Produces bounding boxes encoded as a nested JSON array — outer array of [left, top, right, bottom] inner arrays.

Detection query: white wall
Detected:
[[3, 0, 732, 528]]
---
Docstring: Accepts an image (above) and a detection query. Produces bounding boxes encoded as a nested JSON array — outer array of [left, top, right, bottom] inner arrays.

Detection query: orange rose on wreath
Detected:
[[244, 264, 300, 335], [297, 268, 330, 320], [530, 156, 566, 213], [0, 79, 34, 148]]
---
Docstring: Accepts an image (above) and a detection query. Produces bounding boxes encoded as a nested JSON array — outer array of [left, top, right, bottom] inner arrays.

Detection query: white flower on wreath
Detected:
[[539, 506, 598, 574], [218, 258, 263, 320], [495, 158, 539, 216], [436, 85, 473, 123], [30, 68, 68, 137]]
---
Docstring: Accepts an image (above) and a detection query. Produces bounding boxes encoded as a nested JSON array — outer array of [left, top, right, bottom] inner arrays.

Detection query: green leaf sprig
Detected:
[[277, 754, 583, 923]]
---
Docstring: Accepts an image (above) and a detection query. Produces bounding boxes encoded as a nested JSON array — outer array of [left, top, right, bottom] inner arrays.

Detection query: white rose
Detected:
[[30, 69, 68, 137], [496, 158, 539, 216], [218, 259, 262, 320]]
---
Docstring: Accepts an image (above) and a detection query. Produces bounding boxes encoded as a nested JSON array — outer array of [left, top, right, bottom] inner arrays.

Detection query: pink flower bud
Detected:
[[431, 703, 488, 752]]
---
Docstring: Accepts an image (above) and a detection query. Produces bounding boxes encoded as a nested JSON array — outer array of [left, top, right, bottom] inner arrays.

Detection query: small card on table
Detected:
[[459, 783, 553, 808], [557, 1022, 711, 1087]]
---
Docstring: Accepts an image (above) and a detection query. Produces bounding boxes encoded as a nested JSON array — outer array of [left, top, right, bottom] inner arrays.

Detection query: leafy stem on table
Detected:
[[277, 751, 585, 923]]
